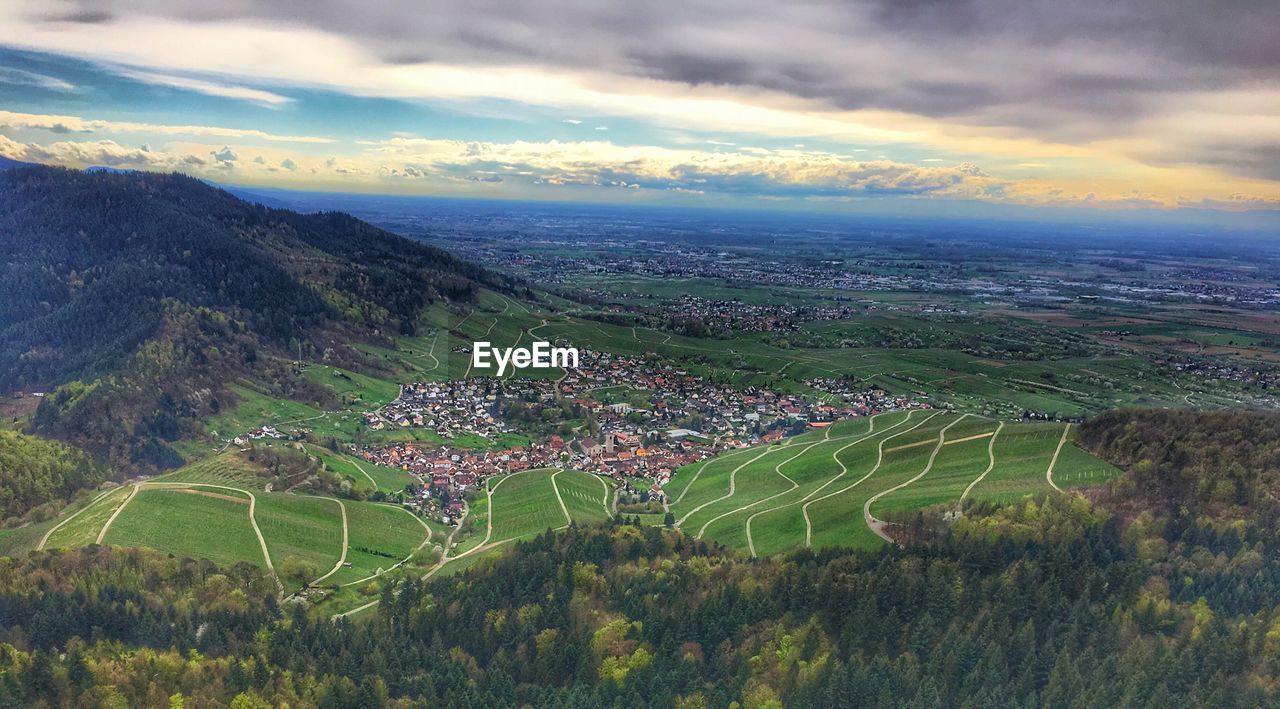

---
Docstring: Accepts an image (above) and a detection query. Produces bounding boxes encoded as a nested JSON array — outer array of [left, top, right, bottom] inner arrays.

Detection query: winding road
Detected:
[[959, 421, 1005, 503], [863, 414, 969, 545], [37, 484, 128, 551], [739, 410, 916, 556], [800, 410, 941, 547], [1045, 424, 1072, 493]]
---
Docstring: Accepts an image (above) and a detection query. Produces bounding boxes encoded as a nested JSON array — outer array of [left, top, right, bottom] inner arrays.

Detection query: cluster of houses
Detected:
[[363, 379, 515, 440], [357, 348, 931, 521], [1167, 356, 1280, 391], [231, 425, 288, 447]]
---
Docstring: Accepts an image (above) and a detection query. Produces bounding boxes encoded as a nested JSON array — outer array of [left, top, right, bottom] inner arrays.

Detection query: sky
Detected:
[[0, 1, 1277, 224]]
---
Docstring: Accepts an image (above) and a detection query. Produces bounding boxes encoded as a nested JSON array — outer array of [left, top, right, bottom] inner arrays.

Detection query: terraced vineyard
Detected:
[[431, 467, 614, 576], [332, 466, 618, 618], [27, 409, 1116, 619], [667, 410, 1119, 554], [34, 452, 436, 614]]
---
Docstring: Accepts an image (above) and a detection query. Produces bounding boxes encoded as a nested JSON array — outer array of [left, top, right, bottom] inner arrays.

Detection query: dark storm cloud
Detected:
[[1191, 144, 1280, 182], [33, 0, 1280, 176]]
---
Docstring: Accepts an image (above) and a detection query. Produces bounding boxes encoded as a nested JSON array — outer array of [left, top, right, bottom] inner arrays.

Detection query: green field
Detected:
[[31, 411, 1119, 619], [0, 484, 133, 556], [155, 453, 268, 488], [32, 451, 435, 613], [553, 469, 614, 524], [327, 501, 435, 587], [666, 410, 1120, 555], [255, 494, 344, 583], [304, 444, 416, 495], [41, 484, 135, 549], [102, 488, 264, 569], [430, 468, 616, 578], [487, 469, 573, 541]]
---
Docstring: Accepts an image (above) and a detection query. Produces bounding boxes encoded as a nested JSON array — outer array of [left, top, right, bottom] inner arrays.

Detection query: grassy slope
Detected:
[[554, 470, 613, 525], [677, 413, 1120, 555], [327, 501, 431, 587], [41, 485, 134, 549], [102, 488, 262, 568], [488, 470, 570, 541], [255, 494, 344, 581]]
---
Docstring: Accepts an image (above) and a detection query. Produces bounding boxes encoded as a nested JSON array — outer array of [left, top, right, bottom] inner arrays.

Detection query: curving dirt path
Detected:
[[550, 470, 573, 526], [309, 497, 349, 587], [592, 474, 614, 518], [435, 467, 544, 568], [863, 414, 969, 545], [677, 415, 924, 535], [1045, 423, 1071, 493], [800, 410, 941, 547], [346, 455, 381, 490], [527, 318, 553, 339], [462, 306, 506, 378], [496, 293, 531, 316], [38, 485, 127, 551], [959, 421, 1005, 503], [95, 483, 141, 544], [337, 502, 434, 589], [739, 411, 914, 556], [676, 446, 778, 527], [336, 505, 464, 620], [421, 329, 442, 372], [703, 414, 905, 545], [695, 443, 806, 540], [669, 446, 756, 506]]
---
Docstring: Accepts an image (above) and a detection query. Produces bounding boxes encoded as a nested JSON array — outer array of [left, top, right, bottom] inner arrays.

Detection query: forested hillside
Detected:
[[1079, 409, 1280, 512], [0, 431, 106, 519], [0, 167, 516, 470], [0, 506, 1275, 707]]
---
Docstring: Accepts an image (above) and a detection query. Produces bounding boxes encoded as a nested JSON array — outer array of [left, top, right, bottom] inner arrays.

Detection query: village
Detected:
[[356, 348, 927, 524]]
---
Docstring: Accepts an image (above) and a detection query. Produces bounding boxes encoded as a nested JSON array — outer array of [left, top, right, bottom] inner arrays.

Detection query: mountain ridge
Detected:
[[0, 165, 518, 470]]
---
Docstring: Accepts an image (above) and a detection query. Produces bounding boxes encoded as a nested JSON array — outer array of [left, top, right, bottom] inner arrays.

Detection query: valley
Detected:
[[1, 167, 1277, 706]]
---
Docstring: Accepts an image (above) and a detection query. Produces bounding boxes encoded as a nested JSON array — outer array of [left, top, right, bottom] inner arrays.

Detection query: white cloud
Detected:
[[0, 67, 75, 91], [0, 134, 205, 169], [0, 110, 332, 144], [2, 127, 1275, 214], [114, 68, 292, 108]]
